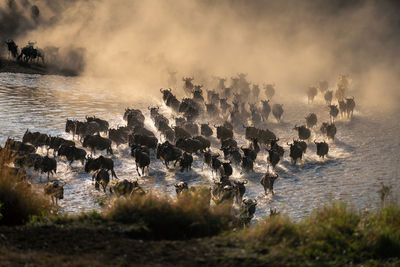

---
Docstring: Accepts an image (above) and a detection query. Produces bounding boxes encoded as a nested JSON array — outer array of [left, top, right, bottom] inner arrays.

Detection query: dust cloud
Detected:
[[1, 0, 400, 110]]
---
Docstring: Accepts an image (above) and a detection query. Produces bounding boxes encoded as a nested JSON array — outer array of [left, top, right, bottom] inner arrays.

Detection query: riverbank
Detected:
[[0, 57, 78, 76]]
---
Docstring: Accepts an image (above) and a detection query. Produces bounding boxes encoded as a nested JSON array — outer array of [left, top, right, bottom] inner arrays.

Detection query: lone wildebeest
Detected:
[[260, 172, 279, 195]]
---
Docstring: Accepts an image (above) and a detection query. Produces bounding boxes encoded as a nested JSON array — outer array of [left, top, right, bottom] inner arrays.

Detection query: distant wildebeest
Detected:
[[329, 105, 339, 123], [183, 77, 194, 95], [346, 97, 355, 118], [320, 122, 337, 140], [241, 156, 254, 173], [260, 172, 279, 195], [5, 39, 18, 58], [183, 121, 199, 136], [288, 141, 305, 164], [307, 86, 318, 104], [272, 104, 284, 122], [294, 125, 311, 141], [260, 100, 271, 121], [249, 103, 262, 125], [324, 90, 333, 105], [305, 113, 317, 128], [177, 152, 193, 172], [264, 83, 275, 100]]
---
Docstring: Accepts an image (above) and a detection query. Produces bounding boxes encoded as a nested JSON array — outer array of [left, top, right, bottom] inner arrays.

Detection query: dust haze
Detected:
[[1, 0, 399, 110]]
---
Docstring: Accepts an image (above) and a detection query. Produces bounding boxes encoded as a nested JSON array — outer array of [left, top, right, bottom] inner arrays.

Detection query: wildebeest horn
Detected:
[[244, 180, 248, 184], [160, 88, 163, 92], [287, 142, 290, 146], [168, 88, 171, 92], [314, 139, 317, 144]]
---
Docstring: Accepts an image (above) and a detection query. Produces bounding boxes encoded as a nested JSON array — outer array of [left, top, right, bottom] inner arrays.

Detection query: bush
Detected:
[[0, 149, 52, 225], [105, 187, 233, 239]]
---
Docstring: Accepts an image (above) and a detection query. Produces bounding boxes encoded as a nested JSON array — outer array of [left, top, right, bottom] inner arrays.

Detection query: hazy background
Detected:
[[1, 0, 399, 110]]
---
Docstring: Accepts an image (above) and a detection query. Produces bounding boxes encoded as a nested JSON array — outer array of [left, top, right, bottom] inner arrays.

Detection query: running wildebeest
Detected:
[[211, 154, 222, 177], [193, 135, 211, 151], [108, 126, 131, 146], [233, 180, 247, 205], [220, 161, 233, 178], [23, 130, 49, 149], [338, 100, 347, 118], [264, 84, 275, 100], [260, 100, 271, 121], [305, 113, 317, 128], [200, 123, 213, 137], [34, 155, 57, 180], [216, 125, 233, 140], [307, 86, 318, 104], [183, 121, 199, 136], [44, 180, 65, 205], [112, 179, 145, 197], [260, 172, 279, 195], [83, 135, 113, 155], [346, 97, 356, 118], [314, 140, 329, 158], [318, 80, 329, 93], [241, 156, 254, 173], [86, 116, 109, 133], [294, 125, 311, 141], [272, 104, 284, 122], [238, 198, 257, 226], [288, 141, 304, 164], [266, 148, 281, 168], [93, 169, 110, 193], [47, 136, 75, 155], [249, 103, 262, 125], [156, 141, 182, 169], [329, 105, 339, 123], [324, 90, 333, 105], [177, 152, 193, 172], [183, 77, 194, 95], [219, 98, 231, 115], [131, 145, 150, 176], [58, 145, 87, 165], [321, 123, 337, 140], [176, 138, 203, 154], [85, 155, 118, 179], [128, 133, 158, 150], [5, 39, 18, 58]]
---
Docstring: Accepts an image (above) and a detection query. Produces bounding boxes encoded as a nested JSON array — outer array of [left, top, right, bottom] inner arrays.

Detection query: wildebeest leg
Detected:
[[142, 166, 145, 176], [136, 165, 141, 177]]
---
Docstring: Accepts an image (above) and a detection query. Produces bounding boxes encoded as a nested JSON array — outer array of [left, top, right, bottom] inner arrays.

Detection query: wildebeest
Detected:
[[86, 116, 109, 133], [4, 138, 36, 155], [338, 100, 347, 118], [260, 100, 271, 121], [211, 154, 222, 177], [318, 80, 329, 93], [266, 148, 281, 168], [260, 172, 279, 195], [112, 179, 145, 197], [249, 103, 262, 125], [264, 84, 275, 100], [175, 117, 186, 127], [294, 125, 311, 141], [202, 149, 213, 170], [207, 90, 220, 105], [85, 155, 118, 179], [175, 181, 189, 195], [58, 145, 87, 165], [321, 123, 337, 140], [238, 198, 257, 226], [233, 180, 247, 205], [23, 130, 49, 149], [324, 90, 333, 105], [108, 126, 131, 146], [156, 141, 182, 169], [305, 113, 317, 128], [212, 183, 235, 206], [128, 133, 158, 150], [220, 146, 242, 166], [329, 105, 339, 123], [270, 139, 285, 158], [241, 156, 254, 173], [272, 104, 284, 122], [131, 145, 150, 176], [314, 140, 329, 158], [183, 121, 199, 136], [177, 152, 193, 172], [93, 169, 110, 192], [307, 86, 318, 104], [200, 123, 213, 137], [288, 141, 304, 164], [83, 135, 113, 155], [220, 138, 238, 151], [44, 180, 65, 205], [65, 120, 100, 140], [220, 161, 233, 178], [192, 86, 204, 104], [205, 103, 219, 119], [176, 138, 203, 154], [293, 140, 307, 154], [34, 155, 57, 180], [346, 97, 355, 118], [219, 98, 231, 115], [174, 126, 191, 141], [216, 125, 233, 140], [5, 39, 19, 58], [193, 136, 211, 151], [183, 77, 194, 95], [149, 106, 160, 120], [47, 136, 75, 155]]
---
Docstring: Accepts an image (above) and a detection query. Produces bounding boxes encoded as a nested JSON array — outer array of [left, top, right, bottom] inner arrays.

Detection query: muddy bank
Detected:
[[0, 58, 79, 76]]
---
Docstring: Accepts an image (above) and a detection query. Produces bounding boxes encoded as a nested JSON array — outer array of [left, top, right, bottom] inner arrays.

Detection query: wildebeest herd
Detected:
[[0, 72, 356, 224], [4, 39, 45, 64]]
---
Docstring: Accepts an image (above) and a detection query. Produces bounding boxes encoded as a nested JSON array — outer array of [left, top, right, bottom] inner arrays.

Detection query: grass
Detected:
[[0, 148, 52, 225]]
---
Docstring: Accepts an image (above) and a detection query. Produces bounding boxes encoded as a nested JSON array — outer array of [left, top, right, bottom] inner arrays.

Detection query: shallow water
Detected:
[[0, 72, 399, 221]]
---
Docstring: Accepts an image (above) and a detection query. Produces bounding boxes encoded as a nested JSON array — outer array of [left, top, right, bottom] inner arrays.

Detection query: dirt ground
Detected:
[[0, 225, 270, 267]]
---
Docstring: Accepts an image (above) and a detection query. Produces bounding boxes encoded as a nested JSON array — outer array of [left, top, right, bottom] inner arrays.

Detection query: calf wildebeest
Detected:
[[58, 145, 87, 165], [83, 135, 113, 155], [85, 155, 118, 179], [305, 113, 317, 128], [200, 123, 213, 137], [108, 126, 131, 146], [131, 145, 150, 176], [329, 105, 339, 123], [238, 198, 257, 226], [288, 141, 304, 164], [44, 180, 65, 205], [272, 103, 284, 122], [264, 83, 275, 100], [156, 141, 182, 169], [346, 97, 355, 118], [249, 103, 262, 125], [86, 116, 109, 133], [128, 133, 158, 150], [324, 90, 333, 105], [260, 172, 279, 195], [112, 179, 145, 197], [261, 100, 271, 122], [193, 136, 211, 151], [177, 152, 193, 172], [47, 136, 75, 155], [23, 130, 49, 149], [233, 180, 247, 205], [216, 125, 233, 140], [183, 121, 199, 136], [314, 140, 329, 158], [175, 181, 189, 196], [93, 169, 110, 192], [294, 125, 311, 141], [307, 86, 318, 104], [241, 156, 254, 173], [176, 138, 203, 153], [34, 155, 57, 180]]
